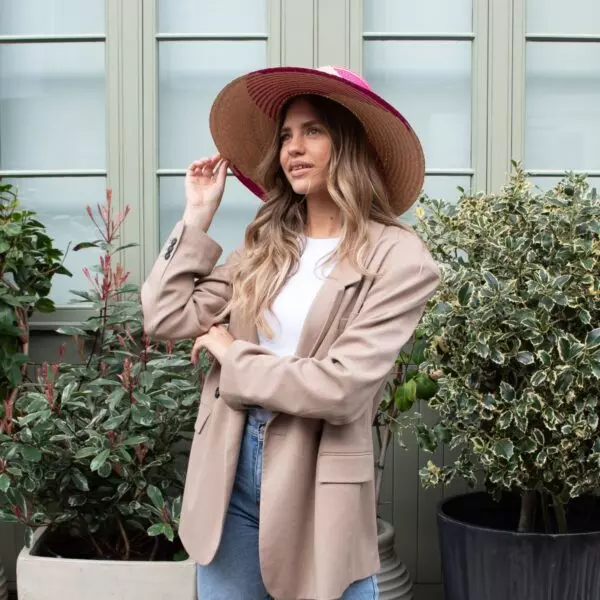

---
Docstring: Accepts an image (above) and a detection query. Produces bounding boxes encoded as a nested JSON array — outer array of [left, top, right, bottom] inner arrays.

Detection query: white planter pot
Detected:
[[17, 529, 196, 600], [377, 519, 413, 600]]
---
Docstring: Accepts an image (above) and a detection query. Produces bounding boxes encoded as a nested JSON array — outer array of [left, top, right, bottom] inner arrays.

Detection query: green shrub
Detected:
[[0, 183, 69, 401], [415, 165, 600, 533], [0, 191, 210, 560]]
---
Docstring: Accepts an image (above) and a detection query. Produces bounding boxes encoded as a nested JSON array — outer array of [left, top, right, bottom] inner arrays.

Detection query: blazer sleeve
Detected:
[[219, 236, 440, 425], [141, 220, 236, 341]]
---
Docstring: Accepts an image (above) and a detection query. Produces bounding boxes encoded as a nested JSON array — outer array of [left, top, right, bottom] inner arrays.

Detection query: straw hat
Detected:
[[209, 65, 425, 216]]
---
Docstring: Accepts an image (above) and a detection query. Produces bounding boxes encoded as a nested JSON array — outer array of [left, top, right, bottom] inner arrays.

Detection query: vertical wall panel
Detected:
[[487, 0, 516, 191], [281, 0, 314, 66], [316, 0, 349, 67], [117, 0, 145, 287], [392, 426, 420, 579]]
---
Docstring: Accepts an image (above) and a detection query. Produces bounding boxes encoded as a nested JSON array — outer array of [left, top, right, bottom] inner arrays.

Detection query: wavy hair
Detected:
[[220, 94, 402, 338]]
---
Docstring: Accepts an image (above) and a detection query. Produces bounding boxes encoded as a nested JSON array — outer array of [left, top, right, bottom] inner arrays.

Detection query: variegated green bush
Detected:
[[415, 165, 600, 532]]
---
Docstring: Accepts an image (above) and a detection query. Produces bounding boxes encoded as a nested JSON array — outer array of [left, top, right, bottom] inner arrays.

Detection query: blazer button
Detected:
[[215, 387, 220, 398], [168, 237, 177, 247], [164, 250, 172, 260]]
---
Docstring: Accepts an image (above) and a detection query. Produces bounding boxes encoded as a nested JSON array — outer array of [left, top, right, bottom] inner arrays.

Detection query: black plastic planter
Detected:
[[438, 492, 600, 600]]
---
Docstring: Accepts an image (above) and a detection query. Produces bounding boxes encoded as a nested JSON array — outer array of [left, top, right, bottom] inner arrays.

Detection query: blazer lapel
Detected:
[[295, 221, 386, 358]]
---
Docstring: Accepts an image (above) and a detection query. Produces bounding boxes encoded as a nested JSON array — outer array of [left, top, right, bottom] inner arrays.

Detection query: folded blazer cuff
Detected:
[[220, 340, 263, 410]]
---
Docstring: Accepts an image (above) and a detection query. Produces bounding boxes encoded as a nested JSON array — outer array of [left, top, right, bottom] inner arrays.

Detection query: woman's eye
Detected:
[[307, 127, 320, 135]]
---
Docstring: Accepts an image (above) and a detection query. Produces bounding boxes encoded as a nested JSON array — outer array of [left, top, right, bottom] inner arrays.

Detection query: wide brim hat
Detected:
[[209, 66, 425, 217]]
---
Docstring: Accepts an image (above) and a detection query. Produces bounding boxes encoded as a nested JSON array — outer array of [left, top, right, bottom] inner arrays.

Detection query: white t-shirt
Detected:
[[249, 236, 340, 422]]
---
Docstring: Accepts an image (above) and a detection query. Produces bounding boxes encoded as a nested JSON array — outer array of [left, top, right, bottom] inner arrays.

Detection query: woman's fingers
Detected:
[[191, 336, 207, 365], [204, 155, 222, 177], [188, 155, 221, 177], [215, 159, 229, 186], [188, 158, 207, 171]]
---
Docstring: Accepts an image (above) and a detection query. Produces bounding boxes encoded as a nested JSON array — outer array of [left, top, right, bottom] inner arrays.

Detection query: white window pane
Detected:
[[525, 43, 600, 171], [364, 42, 471, 170], [159, 176, 262, 260], [401, 175, 470, 226], [157, 0, 267, 34], [424, 176, 471, 201], [0, 0, 105, 35], [0, 43, 106, 171], [158, 41, 267, 169], [529, 176, 600, 192], [364, 0, 472, 33], [527, 0, 600, 35], [7, 177, 106, 306]]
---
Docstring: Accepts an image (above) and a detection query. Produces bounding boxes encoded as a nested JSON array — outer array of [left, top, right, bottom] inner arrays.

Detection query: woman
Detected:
[[141, 66, 439, 600]]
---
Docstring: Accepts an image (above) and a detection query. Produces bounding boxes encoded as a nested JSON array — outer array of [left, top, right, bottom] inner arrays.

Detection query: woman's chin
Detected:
[[291, 182, 310, 196], [289, 179, 326, 197]]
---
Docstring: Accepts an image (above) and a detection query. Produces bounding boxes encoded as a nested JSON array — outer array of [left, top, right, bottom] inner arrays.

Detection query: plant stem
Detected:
[[518, 490, 535, 533], [540, 491, 551, 533], [86, 529, 105, 559], [117, 516, 131, 560], [85, 275, 110, 371], [375, 422, 382, 451], [85, 329, 100, 371], [552, 495, 568, 534], [149, 536, 159, 561], [375, 405, 396, 507]]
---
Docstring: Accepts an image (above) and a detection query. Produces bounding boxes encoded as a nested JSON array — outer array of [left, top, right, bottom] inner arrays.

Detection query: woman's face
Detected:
[[279, 98, 332, 197]]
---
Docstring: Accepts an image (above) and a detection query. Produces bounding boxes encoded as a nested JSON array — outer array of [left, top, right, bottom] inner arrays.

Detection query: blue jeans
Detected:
[[196, 413, 379, 600]]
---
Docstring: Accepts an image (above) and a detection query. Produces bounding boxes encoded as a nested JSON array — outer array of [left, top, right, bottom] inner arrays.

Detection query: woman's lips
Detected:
[[290, 166, 312, 178]]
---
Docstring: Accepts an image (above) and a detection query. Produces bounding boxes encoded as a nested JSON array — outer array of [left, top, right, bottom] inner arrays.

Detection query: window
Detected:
[[0, 0, 107, 305], [362, 0, 475, 221], [0, 0, 277, 318], [523, 0, 600, 191], [7, 0, 597, 323], [155, 0, 267, 259]]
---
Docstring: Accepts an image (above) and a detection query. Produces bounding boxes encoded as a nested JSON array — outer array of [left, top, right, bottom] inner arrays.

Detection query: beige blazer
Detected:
[[141, 219, 439, 600]]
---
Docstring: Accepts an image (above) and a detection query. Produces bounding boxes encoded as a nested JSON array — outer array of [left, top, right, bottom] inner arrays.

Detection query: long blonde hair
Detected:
[[221, 94, 400, 338]]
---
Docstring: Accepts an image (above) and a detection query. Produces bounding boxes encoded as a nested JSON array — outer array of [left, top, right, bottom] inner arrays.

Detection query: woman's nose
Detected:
[[287, 133, 305, 155]]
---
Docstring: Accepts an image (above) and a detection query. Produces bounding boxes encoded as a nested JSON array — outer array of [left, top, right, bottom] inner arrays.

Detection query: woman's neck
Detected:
[[304, 193, 341, 239]]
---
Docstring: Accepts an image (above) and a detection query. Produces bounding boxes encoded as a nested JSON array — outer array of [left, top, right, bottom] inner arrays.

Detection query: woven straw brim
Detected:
[[209, 67, 425, 216]]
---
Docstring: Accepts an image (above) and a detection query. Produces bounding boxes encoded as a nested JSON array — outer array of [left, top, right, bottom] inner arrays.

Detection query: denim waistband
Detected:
[[245, 412, 267, 440]]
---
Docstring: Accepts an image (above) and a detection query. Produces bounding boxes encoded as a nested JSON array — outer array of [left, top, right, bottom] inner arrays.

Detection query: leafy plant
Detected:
[[414, 164, 600, 533], [0, 191, 210, 560], [374, 327, 439, 506], [0, 182, 70, 403]]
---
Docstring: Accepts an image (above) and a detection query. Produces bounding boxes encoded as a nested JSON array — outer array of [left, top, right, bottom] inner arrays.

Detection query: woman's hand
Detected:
[[183, 154, 229, 228], [191, 325, 235, 365]]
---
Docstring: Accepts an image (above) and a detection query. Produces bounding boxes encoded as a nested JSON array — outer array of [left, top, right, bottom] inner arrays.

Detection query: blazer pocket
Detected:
[[317, 452, 374, 484], [194, 402, 212, 435]]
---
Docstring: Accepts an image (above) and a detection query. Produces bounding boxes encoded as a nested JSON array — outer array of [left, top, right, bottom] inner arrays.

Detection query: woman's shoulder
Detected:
[[370, 219, 431, 254], [369, 220, 439, 279]]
